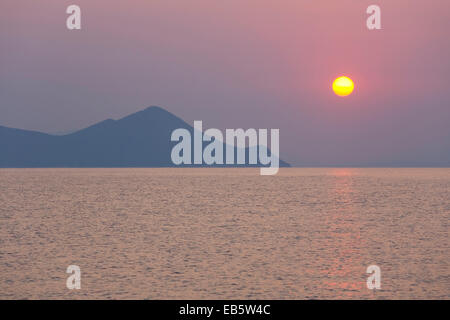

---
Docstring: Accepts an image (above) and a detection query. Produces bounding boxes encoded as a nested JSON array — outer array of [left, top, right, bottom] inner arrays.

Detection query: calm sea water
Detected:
[[0, 168, 448, 299]]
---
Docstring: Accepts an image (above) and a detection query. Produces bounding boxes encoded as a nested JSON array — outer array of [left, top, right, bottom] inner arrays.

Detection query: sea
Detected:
[[0, 168, 448, 299]]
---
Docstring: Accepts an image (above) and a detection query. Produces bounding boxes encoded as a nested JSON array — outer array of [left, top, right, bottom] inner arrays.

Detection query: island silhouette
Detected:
[[0, 106, 290, 168]]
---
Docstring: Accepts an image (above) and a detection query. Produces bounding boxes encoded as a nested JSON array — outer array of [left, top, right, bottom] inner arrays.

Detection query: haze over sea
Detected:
[[0, 168, 448, 299]]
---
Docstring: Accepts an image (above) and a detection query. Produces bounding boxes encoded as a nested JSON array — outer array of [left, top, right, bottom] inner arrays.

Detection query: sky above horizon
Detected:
[[1, 0, 449, 166]]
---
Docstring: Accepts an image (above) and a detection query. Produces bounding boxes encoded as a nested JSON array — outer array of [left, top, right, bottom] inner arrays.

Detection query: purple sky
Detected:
[[1, 0, 449, 165]]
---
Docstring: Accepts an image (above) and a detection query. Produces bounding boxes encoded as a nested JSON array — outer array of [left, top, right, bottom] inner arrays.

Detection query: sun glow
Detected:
[[332, 76, 355, 97]]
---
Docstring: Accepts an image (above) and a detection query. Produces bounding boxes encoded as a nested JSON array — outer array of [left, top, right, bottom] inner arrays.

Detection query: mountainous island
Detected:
[[0, 106, 290, 168]]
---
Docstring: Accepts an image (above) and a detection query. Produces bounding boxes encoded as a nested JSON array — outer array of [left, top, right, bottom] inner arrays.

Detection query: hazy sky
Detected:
[[1, 0, 449, 165]]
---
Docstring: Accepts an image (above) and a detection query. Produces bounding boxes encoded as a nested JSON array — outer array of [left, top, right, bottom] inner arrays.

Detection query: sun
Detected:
[[332, 76, 355, 97]]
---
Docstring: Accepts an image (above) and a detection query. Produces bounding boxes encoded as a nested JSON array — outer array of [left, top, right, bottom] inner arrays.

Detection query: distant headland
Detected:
[[0, 106, 290, 168]]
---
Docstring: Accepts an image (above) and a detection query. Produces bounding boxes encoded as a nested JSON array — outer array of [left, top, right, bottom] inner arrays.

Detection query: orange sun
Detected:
[[332, 76, 355, 97]]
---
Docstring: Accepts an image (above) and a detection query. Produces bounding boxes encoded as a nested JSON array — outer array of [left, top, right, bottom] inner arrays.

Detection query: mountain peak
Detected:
[[144, 105, 165, 111], [142, 105, 171, 114], [119, 105, 184, 125]]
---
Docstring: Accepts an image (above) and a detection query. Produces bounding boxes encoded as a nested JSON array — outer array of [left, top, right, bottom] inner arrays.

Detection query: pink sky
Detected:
[[1, 0, 449, 165]]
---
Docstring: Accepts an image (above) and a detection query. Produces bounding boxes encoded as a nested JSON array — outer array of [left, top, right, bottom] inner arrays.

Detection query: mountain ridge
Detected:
[[0, 106, 290, 168]]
